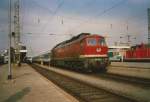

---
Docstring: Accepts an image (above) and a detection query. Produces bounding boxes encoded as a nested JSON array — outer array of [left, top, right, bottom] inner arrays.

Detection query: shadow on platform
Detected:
[[4, 87, 31, 102]]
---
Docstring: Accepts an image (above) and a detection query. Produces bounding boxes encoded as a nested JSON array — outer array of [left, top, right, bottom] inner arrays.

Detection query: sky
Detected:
[[0, 0, 150, 56]]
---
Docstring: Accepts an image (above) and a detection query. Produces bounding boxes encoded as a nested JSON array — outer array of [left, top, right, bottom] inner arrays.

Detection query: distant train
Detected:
[[50, 33, 109, 72], [31, 53, 50, 65], [0, 55, 4, 65], [124, 43, 150, 62]]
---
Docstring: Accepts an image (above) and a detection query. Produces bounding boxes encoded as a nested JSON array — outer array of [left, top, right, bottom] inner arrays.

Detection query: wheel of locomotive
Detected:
[[100, 66, 107, 72], [99, 63, 108, 72], [83, 59, 92, 72]]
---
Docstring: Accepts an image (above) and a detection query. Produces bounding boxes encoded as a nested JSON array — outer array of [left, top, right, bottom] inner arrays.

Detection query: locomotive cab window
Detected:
[[80, 40, 84, 47], [99, 38, 106, 46], [87, 38, 97, 46]]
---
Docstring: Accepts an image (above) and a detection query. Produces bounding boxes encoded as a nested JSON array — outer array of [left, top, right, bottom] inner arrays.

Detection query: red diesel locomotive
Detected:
[[50, 33, 109, 72]]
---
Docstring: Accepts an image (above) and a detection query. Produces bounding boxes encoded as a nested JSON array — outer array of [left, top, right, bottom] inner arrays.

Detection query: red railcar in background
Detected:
[[124, 44, 150, 62], [50, 33, 109, 72]]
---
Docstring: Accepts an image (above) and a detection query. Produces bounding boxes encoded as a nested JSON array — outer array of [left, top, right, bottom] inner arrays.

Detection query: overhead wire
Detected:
[[40, 0, 65, 33], [30, 0, 53, 14], [64, 0, 127, 35], [21, 0, 52, 34], [28, 0, 98, 36], [22, 0, 75, 36], [58, 0, 98, 37], [22, 32, 68, 36], [21, 0, 54, 56], [22, 0, 101, 36], [22, 0, 55, 36], [22, 0, 144, 37], [22, 0, 126, 36], [94, 0, 126, 17], [60, 0, 96, 20]]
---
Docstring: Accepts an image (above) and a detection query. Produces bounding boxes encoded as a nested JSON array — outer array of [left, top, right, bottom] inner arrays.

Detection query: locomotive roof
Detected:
[[53, 33, 90, 49]]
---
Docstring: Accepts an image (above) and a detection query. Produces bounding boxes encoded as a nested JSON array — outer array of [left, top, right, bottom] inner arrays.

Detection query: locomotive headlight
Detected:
[[96, 48, 101, 52]]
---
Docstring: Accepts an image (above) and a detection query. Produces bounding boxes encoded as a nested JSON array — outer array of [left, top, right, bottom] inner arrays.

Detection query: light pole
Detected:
[[8, 0, 12, 80]]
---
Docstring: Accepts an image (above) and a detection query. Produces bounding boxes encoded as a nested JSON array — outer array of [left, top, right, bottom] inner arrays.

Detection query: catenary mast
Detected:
[[148, 8, 150, 44], [14, 0, 21, 65]]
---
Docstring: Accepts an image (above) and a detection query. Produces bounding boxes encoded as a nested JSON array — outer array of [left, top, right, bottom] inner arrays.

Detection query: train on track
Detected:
[[32, 33, 109, 72], [124, 43, 150, 62], [50, 33, 109, 72], [0, 55, 4, 65]]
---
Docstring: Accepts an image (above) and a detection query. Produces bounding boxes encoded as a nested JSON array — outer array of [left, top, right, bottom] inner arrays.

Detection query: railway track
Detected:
[[91, 73, 150, 88], [30, 64, 136, 102], [43, 63, 150, 87]]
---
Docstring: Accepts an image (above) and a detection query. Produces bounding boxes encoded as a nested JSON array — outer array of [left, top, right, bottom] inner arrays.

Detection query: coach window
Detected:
[[87, 38, 97, 46]]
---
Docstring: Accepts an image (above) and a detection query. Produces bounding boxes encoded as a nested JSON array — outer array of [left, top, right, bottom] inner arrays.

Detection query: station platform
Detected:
[[0, 64, 78, 102], [108, 62, 150, 79]]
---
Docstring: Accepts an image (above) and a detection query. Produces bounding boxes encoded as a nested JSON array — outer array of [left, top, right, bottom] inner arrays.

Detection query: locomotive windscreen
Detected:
[[87, 38, 97, 46], [99, 38, 106, 46]]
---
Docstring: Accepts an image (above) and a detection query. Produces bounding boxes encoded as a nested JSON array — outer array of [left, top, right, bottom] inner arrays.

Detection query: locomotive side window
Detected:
[[99, 38, 106, 46], [80, 40, 84, 47], [87, 38, 97, 46]]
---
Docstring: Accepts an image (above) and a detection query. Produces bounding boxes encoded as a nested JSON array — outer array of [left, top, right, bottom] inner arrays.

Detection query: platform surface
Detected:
[[0, 64, 78, 102]]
